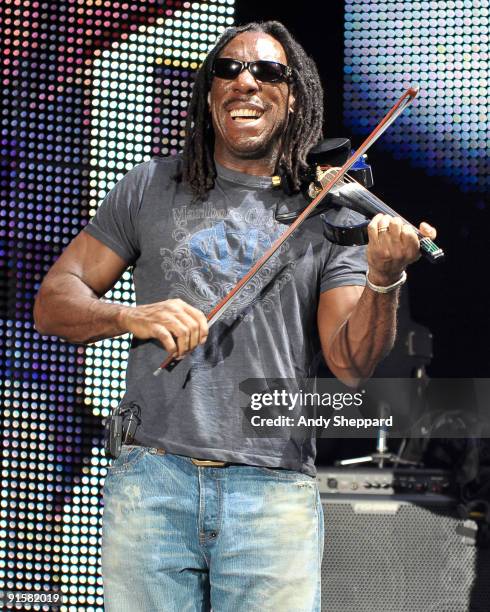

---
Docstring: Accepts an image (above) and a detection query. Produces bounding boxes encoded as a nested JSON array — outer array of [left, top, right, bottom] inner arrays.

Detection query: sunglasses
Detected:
[[212, 58, 292, 84]]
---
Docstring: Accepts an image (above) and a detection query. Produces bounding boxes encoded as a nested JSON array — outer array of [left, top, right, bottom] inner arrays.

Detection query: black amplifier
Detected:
[[316, 468, 490, 611], [316, 467, 454, 498]]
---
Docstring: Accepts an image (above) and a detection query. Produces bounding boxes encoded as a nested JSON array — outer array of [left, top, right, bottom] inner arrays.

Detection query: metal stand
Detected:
[[335, 367, 428, 469], [335, 405, 420, 468]]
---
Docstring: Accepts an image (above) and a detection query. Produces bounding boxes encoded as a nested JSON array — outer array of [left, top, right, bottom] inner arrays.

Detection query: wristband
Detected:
[[366, 269, 407, 293]]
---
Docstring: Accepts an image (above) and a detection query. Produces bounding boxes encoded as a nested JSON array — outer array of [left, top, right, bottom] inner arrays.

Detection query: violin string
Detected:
[[342, 175, 422, 237]]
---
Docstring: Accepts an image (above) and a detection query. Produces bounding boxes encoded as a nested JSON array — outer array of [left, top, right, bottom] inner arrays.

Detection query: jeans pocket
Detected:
[[106, 445, 148, 476]]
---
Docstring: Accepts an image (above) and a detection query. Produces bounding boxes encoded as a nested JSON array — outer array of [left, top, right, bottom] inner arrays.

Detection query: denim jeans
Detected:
[[102, 445, 324, 612]]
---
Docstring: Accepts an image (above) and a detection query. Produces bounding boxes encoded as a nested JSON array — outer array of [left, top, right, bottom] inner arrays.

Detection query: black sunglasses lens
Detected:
[[213, 58, 242, 79], [251, 61, 286, 82]]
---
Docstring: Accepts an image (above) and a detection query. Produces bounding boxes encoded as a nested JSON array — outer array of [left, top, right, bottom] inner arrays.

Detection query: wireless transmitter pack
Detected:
[[103, 402, 141, 460]]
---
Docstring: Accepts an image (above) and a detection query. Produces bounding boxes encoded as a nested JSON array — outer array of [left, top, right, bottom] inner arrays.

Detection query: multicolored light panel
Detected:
[[0, 1, 234, 610], [344, 0, 489, 194]]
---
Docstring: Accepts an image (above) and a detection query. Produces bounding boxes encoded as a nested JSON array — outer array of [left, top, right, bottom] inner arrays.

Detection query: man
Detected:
[[34, 20, 436, 612]]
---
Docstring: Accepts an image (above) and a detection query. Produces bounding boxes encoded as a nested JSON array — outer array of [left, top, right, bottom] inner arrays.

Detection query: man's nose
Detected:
[[232, 68, 260, 94]]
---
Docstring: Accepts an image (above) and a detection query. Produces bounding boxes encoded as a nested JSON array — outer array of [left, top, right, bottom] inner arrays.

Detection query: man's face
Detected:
[[208, 31, 293, 171]]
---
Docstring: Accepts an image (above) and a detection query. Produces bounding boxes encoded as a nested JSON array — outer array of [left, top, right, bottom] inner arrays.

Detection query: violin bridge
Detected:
[[309, 165, 344, 198]]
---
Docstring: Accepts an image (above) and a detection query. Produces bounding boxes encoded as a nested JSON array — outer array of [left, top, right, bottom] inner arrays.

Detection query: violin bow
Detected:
[[154, 86, 419, 374]]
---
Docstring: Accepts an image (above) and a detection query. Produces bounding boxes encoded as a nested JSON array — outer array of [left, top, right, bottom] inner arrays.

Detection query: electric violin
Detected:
[[276, 137, 443, 263]]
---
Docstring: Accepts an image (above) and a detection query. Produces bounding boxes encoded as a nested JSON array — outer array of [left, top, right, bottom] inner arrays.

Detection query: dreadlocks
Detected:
[[181, 21, 324, 201]]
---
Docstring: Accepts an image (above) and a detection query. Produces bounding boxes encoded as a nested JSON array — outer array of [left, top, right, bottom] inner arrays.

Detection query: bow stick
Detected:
[[154, 86, 419, 374]]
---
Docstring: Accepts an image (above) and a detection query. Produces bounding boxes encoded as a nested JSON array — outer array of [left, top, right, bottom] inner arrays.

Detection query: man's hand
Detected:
[[120, 299, 208, 358], [366, 213, 437, 285]]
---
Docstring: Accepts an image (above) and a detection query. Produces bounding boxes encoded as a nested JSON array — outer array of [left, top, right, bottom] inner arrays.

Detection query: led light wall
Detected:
[[344, 0, 489, 194], [1, 1, 234, 610]]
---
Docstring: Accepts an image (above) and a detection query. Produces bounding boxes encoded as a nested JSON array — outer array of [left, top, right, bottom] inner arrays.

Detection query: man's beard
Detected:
[[226, 126, 286, 162]]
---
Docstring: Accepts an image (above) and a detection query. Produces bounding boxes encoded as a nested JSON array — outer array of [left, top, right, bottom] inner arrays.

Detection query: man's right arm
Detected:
[[33, 231, 208, 357]]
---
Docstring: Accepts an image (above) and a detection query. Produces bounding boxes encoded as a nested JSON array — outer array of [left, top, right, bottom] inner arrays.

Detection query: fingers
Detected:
[[367, 214, 420, 283], [154, 325, 178, 355], [368, 214, 403, 258], [380, 215, 403, 251], [370, 215, 437, 260], [125, 298, 209, 358], [177, 299, 209, 345], [419, 221, 437, 239], [162, 299, 208, 357]]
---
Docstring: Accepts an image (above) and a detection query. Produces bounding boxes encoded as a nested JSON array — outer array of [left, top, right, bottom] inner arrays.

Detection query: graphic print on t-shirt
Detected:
[[160, 194, 296, 320], [188, 220, 282, 284]]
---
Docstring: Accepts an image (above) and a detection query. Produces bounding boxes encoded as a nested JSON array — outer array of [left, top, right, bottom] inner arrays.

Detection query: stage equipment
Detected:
[[156, 86, 443, 374], [318, 467, 490, 612], [335, 400, 421, 469], [316, 467, 453, 496]]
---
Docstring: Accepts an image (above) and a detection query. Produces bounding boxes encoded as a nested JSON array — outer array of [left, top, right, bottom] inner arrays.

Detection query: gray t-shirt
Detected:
[[84, 155, 367, 476]]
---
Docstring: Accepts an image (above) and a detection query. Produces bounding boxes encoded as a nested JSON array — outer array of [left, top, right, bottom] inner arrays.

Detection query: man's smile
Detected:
[[225, 101, 265, 125], [230, 111, 262, 123]]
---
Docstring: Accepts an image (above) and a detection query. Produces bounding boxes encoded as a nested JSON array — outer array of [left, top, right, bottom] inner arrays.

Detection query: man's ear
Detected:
[[288, 91, 295, 114]]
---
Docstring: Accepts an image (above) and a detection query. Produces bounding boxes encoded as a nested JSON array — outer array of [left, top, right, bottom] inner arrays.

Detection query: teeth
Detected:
[[230, 108, 262, 119]]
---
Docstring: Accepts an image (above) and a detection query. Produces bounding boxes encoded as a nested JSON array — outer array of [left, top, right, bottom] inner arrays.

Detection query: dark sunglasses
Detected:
[[212, 58, 292, 83]]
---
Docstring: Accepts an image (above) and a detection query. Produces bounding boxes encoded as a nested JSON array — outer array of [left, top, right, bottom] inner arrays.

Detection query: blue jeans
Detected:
[[102, 445, 324, 611]]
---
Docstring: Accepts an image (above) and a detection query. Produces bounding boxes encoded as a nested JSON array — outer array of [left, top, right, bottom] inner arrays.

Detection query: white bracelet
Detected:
[[365, 269, 407, 293]]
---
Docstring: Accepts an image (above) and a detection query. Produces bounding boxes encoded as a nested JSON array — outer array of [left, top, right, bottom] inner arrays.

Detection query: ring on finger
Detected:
[[378, 226, 389, 233]]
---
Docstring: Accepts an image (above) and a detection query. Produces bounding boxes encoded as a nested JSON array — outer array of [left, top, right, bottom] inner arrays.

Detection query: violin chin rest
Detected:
[[306, 137, 351, 167]]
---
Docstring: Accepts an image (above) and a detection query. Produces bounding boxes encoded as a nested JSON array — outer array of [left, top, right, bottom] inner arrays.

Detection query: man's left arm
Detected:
[[317, 213, 437, 387]]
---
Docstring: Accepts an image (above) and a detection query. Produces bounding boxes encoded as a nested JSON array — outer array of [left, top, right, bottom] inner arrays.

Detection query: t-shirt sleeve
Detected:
[[83, 162, 150, 264], [320, 207, 368, 293]]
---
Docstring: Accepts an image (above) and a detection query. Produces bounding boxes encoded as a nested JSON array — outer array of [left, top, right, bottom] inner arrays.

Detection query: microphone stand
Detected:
[[336, 399, 421, 468]]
